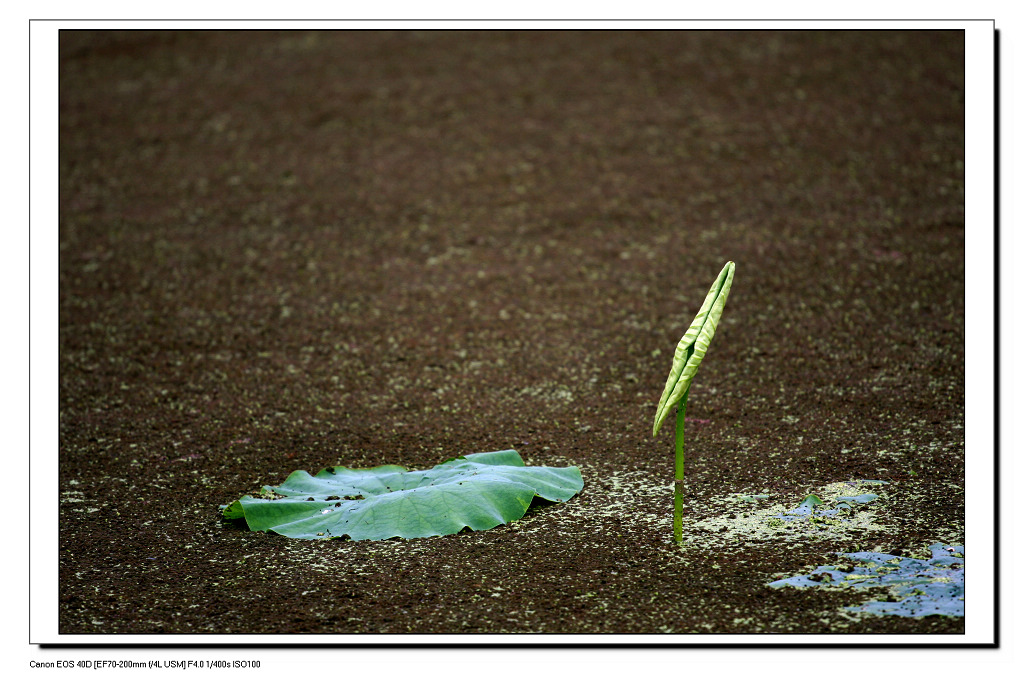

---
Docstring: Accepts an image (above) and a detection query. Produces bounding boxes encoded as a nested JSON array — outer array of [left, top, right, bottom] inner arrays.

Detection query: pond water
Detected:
[[769, 543, 965, 618]]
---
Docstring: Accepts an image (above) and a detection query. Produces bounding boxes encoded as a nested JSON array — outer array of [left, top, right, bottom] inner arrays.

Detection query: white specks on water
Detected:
[[505, 468, 672, 538], [683, 480, 890, 544], [516, 382, 574, 405]]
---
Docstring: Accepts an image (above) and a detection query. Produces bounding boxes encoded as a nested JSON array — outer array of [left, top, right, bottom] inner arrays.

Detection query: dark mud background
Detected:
[[58, 29, 964, 635]]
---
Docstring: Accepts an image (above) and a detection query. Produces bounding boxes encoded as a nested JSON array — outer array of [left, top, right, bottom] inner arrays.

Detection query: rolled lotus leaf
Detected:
[[653, 261, 735, 436], [222, 450, 584, 541]]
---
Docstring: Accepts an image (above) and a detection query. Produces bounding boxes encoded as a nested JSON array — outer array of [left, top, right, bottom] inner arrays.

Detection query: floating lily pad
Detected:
[[222, 450, 584, 541]]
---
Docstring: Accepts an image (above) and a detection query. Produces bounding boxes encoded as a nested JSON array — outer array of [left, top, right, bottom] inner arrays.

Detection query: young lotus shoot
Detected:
[[653, 261, 735, 542]]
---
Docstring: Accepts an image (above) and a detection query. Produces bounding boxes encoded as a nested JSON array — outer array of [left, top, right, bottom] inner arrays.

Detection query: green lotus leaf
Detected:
[[791, 493, 824, 515], [836, 493, 879, 505], [222, 450, 584, 541], [653, 261, 735, 436]]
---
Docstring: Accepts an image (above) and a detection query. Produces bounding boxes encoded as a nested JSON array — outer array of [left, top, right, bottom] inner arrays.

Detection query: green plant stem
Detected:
[[673, 388, 689, 543], [673, 482, 684, 543]]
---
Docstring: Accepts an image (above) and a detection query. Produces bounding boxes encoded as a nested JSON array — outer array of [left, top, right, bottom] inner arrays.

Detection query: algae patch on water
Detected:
[[769, 543, 964, 618], [683, 480, 889, 544]]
